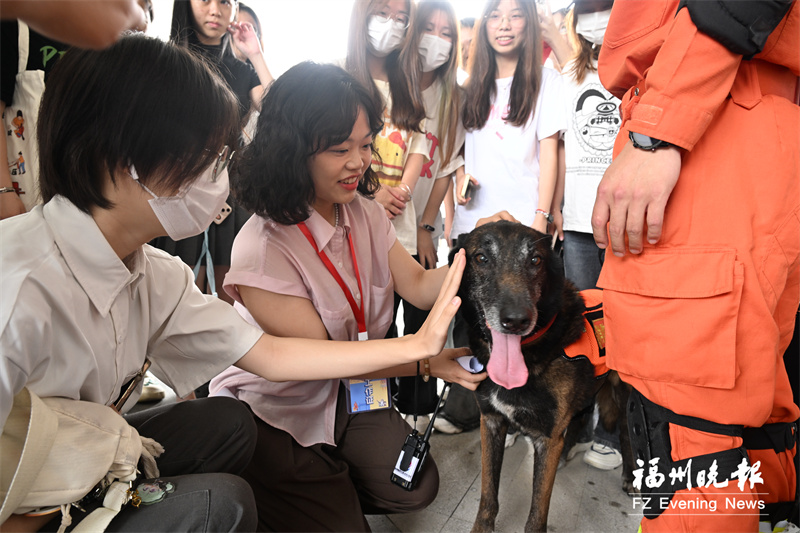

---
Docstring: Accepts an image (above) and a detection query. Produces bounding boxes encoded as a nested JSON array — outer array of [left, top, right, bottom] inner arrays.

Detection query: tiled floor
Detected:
[[365, 426, 641, 533]]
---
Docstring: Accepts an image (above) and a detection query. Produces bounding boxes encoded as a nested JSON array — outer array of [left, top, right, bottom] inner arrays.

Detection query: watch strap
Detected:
[[629, 131, 674, 151]]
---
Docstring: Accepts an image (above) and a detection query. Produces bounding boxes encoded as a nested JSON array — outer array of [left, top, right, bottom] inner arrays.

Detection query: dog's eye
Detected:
[[474, 253, 489, 264], [531, 255, 541, 266]]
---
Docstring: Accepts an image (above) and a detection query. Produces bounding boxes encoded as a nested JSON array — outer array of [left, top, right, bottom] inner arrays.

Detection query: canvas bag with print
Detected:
[[3, 21, 43, 210]]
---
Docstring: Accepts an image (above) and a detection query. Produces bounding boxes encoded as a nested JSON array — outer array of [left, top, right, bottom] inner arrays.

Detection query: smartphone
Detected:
[[214, 202, 232, 225], [460, 178, 473, 200]]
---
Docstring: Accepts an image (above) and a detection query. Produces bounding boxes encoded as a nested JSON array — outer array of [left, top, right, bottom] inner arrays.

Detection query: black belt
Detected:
[[628, 389, 749, 519], [629, 389, 799, 522]]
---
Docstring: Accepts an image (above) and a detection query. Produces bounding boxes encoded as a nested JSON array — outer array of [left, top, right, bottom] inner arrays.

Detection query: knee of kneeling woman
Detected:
[[399, 459, 441, 512], [186, 397, 257, 474]]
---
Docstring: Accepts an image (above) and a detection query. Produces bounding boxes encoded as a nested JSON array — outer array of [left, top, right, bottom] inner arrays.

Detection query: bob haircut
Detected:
[[462, 0, 543, 130], [38, 33, 240, 213], [232, 62, 383, 225]]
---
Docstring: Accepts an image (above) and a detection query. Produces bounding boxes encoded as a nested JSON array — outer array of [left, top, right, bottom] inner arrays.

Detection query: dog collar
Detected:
[[520, 313, 558, 346]]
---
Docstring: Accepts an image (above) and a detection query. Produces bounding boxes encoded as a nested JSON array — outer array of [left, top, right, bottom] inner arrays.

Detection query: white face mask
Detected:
[[418, 33, 452, 72], [367, 15, 406, 57], [130, 160, 230, 241], [575, 9, 612, 46]]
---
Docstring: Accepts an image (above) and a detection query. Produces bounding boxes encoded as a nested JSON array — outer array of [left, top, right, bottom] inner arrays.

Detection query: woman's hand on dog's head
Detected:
[[431, 347, 487, 391], [476, 211, 520, 227]]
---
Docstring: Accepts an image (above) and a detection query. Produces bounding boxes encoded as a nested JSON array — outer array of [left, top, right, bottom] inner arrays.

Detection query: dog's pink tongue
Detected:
[[487, 328, 529, 389]]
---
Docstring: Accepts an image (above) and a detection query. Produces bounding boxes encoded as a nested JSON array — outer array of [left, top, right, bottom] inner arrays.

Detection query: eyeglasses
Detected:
[[375, 9, 410, 29], [485, 11, 526, 29], [211, 145, 234, 182]]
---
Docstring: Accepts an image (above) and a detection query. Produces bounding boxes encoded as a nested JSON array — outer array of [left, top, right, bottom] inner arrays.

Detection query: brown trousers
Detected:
[[241, 384, 439, 532]]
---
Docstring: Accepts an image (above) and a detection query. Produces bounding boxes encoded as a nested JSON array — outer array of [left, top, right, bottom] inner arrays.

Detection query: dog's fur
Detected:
[[449, 221, 633, 533]]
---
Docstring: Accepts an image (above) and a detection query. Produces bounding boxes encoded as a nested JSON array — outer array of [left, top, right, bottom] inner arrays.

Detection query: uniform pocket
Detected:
[[598, 248, 743, 389]]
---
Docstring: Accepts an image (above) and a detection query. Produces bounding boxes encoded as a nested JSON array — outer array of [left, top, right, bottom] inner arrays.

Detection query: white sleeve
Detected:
[[144, 254, 263, 398], [537, 69, 568, 140]]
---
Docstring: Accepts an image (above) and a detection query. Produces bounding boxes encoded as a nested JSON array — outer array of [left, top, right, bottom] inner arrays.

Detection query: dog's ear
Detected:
[[448, 233, 470, 266]]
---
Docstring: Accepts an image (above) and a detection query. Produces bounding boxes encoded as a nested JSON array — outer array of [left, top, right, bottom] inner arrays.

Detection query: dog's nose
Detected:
[[500, 309, 531, 334]]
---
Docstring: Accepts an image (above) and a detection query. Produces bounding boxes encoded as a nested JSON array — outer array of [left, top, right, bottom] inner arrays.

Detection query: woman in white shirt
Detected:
[[453, 0, 566, 239]]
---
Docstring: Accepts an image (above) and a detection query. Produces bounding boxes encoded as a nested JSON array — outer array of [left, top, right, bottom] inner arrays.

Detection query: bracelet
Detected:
[[535, 209, 553, 224], [0, 187, 17, 194], [399, 183, 412, 198], [419, 223, 436, 233], [422, 358, 430, 382]]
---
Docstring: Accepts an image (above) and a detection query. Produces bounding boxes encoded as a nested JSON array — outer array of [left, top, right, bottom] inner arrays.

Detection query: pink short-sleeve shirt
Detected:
[[210, 194, 397, 446]]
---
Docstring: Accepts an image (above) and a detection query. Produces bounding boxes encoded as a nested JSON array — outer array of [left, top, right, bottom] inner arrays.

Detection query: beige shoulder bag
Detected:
[[0, 388, 163, 532]]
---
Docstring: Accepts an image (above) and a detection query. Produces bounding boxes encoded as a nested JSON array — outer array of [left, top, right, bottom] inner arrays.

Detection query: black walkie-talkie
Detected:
[[390, 383, 450, 490]]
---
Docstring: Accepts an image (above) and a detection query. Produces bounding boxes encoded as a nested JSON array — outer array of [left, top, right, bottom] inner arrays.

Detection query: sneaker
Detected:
[[403, 414, 430, 431], [433, 416, 463, 434], [583, 442, 623, 470], [504, 430, 519, 448], [566, 440, 593, 462], [137, 373, 165, 404]]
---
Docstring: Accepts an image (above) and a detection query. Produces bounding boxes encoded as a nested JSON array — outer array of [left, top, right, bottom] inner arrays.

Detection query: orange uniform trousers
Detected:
[[598, 8, 800, 532]]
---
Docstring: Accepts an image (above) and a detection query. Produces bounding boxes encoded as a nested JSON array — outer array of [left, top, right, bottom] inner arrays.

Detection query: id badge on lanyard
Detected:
[[297, 221, 390, 414]]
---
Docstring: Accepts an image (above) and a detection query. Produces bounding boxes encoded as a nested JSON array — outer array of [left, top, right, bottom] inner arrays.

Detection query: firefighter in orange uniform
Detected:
[[592, 1, 799, 531]]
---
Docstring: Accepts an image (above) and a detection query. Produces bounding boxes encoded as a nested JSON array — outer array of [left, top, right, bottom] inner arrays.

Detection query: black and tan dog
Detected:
[[449, 221, 633, 533]]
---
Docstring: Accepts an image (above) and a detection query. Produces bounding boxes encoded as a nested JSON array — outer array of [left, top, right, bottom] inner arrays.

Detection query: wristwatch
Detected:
[[629, 131, 674, 151], [0, 187, 17, 194], [419, 223, 436, 233]]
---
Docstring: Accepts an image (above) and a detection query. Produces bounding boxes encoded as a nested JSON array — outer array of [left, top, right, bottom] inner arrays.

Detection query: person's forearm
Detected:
[[547, 34, 574, 72], [401, 153, 425, 194], [1, 0, 146, 49], [420, 176, 450, 228], [536, 137, 558, 217], [552, 139, 565, 214], [236, 333, 421, 382], [248, 53, 274, 93], [236, 250, 466, 381]]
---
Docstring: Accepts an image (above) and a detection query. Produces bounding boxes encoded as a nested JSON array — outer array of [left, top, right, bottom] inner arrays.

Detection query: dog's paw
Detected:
[[622, 477, 640, 497]]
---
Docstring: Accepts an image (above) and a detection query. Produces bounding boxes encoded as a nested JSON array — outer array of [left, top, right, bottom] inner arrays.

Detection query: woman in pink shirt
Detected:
[[210, 62, 486, 531]]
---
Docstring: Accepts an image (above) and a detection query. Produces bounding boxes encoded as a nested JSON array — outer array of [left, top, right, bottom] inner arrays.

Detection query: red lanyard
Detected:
[[297, 221, 367, 340]]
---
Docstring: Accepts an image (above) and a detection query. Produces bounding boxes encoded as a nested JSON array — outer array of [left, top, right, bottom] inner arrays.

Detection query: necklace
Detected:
[[334, 204, 339, 227]]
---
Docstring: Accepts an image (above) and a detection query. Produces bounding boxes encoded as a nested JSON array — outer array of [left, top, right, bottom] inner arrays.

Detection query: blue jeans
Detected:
[[562, 231, 620, 450], [562, 230, 604, 291]]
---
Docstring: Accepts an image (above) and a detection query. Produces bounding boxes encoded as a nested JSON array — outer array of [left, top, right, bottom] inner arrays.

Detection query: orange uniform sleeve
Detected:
[[599, 0, 742, 151]]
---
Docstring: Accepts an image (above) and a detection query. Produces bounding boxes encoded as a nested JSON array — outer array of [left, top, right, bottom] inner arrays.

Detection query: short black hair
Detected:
[[460, 17, 476, 28], [37, 33, 239, 212], [232, 62, 383, 225]]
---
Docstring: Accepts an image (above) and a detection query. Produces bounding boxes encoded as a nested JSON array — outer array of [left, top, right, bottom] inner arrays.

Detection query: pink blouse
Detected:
[[209, 194, 397, 446]]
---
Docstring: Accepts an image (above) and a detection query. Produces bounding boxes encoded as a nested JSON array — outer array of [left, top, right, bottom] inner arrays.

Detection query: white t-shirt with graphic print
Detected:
[[561, 59, 621, 234]]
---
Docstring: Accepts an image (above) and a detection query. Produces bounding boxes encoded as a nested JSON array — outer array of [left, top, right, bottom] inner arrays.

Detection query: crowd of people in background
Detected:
[[1, 0, 797, 532]]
